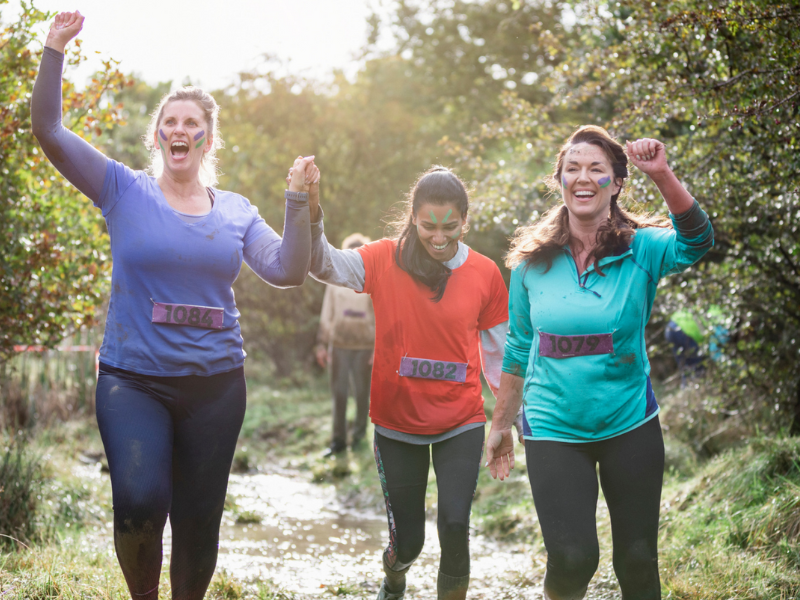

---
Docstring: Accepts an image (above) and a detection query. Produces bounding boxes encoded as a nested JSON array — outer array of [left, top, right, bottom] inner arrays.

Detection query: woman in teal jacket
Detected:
[[485, 126, 713, 600]]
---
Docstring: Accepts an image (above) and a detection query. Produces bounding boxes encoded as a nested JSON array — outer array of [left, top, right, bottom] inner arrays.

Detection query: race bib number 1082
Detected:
[[398, 357, 467, 383]]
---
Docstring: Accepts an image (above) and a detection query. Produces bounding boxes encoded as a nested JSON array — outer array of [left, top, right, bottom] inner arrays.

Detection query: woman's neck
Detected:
[[567, 213, 606, 271], [157, 173, 210, 214]]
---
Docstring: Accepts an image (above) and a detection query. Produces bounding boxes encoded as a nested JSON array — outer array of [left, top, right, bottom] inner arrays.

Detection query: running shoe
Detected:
[[376, 580, 405, 599]]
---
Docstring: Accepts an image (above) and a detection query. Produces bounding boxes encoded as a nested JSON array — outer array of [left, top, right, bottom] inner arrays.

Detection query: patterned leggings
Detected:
[[373, 427, 484, 577]]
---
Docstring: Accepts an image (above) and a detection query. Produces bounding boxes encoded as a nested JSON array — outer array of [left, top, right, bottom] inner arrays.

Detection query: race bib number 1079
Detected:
[[538, 331, 614, 359], [151, 301, 225, 330]]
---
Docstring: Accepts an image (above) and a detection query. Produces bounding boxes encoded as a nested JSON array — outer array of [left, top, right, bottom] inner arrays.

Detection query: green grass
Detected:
[[659, 438, 800, 599]]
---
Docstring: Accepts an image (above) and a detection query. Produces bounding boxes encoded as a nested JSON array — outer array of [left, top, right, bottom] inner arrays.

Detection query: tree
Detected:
[[0, 1, 131, 362]]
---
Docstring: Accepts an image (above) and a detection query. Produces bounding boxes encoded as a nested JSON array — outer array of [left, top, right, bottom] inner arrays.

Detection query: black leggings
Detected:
[[526, 417, 664, 600], [95, 363, 246, 600], [373, 427, 484, 577]]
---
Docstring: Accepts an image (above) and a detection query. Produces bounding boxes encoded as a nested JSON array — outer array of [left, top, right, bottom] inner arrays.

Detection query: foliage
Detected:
[[405, 0, 800, 433], [0, 1, 132, 363]]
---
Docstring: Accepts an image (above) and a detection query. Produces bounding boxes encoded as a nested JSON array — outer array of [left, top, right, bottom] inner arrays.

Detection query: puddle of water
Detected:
[[215, 472, 541, 598]]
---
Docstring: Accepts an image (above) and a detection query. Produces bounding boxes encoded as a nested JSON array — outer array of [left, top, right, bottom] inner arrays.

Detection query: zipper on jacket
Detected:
[[565, 249, 602, 298]]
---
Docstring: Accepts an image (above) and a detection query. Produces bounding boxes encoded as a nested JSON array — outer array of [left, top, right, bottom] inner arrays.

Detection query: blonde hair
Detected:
[[506, 125, 669, 273], [145, 87, 223, 187]]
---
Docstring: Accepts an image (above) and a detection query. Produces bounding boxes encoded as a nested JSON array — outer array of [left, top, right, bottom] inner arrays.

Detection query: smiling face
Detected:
[[560, 142, 622, 225], [411, 202, 465, 262], [154, 100, 212, 180]]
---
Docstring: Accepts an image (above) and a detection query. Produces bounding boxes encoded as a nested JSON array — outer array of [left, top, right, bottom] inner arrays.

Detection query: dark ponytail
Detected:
[[391, 166, 470, 302]]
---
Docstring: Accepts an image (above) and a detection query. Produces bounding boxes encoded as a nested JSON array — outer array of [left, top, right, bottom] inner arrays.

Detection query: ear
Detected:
[[411, 212, 417, 226], [613, 177, 623, 196], [204, 133, 213, 153]]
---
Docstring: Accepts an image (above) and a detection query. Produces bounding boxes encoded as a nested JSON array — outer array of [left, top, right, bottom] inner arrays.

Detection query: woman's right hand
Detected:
[[287, 159, 321, 221], [45, 10, 84, 54], [484, 428, 516, 481]]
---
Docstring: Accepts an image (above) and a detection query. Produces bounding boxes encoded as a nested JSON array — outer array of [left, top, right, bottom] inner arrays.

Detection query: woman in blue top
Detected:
[[484, 126, 713, 600], [31, 11, 319, 600]]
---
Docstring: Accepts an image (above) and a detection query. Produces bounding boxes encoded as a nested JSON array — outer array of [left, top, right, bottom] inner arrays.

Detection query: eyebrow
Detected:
[[566, 160, 605, 166]]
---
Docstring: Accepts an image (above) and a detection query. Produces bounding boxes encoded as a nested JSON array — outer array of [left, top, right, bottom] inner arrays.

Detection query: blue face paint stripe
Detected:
[[599, 176, 611, 188], [159, 129, 168, 141], [193, 130, 205, 141]]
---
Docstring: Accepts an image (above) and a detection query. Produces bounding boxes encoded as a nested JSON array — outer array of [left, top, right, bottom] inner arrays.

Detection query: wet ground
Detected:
[[74, 462, 619, 599], [214, 469, 545, 599]]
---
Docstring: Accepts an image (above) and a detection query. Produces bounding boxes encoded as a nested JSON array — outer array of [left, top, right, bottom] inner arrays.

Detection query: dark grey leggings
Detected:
[[526, 417, 664, 600], [96, 363, 246, 600], [330, 347, 371, 446]]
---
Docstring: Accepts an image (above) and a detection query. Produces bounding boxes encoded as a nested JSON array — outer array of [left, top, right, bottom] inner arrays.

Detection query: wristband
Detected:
[[284, 190, 309, 203]]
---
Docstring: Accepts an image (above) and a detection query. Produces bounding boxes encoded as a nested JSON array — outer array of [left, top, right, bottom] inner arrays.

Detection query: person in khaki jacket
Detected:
[[316, 233, 376, 455]]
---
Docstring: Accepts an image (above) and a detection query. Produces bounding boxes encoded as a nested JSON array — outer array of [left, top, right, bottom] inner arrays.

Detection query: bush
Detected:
[[0, 435, 44, 550]]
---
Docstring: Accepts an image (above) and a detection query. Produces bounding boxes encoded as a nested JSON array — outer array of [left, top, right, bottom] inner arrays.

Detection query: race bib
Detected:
[[151, 301, 224, 330], [539, 331, 614, 359], [398, 357, 467, 383]]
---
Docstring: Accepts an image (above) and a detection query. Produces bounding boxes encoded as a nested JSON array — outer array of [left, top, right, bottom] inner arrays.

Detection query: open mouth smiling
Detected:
[[170, 140, 189, 158]]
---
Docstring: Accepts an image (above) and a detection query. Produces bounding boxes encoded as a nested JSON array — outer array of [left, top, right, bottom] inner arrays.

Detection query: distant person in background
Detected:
[[316, 233, 375, 456], [665, 305, 729, 384]]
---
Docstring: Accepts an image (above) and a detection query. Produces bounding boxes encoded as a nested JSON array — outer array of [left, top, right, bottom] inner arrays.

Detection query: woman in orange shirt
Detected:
[[296, 165, 518, 600]]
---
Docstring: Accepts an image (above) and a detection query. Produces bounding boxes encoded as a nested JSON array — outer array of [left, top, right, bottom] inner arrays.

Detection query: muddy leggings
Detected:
[[526, 417, 664, 600], [373, 427, 484, 578], [95, 363, 246, 600]]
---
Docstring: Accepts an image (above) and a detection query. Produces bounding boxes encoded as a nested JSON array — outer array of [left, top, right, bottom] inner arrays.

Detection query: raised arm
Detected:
[[242, 156, 317, 288], [626, 138, 694, 215], [286, 165, 367, 291], [31, 11, 109, 203]]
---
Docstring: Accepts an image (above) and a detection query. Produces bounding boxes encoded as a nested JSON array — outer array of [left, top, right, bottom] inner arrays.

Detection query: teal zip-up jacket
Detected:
[[503, 201, 713, 442]]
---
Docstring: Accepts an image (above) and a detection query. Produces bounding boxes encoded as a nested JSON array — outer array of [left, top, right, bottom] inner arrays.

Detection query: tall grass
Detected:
[[660, 437, 800, 598], [0, 329, 99, 429], [0, 434, 43, 550]]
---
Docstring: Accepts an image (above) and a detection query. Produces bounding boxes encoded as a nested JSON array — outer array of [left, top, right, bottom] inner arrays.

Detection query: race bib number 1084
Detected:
[[151, 301, 225, 330]]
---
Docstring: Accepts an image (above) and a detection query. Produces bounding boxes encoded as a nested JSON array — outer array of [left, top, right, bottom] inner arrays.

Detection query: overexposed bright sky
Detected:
[[6, 0, 388, 90]]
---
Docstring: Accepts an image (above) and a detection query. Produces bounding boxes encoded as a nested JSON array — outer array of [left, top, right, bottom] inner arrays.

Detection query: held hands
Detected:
[[46, 10, 84, 53], [484, 428, 516, 481], [287, 157, 320, 221], [626, 138, 671, 180]]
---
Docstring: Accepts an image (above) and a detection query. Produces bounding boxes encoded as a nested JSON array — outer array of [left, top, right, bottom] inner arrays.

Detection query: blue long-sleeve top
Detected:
[[31, 47, 311, 375], [503, 202, 713, 442]]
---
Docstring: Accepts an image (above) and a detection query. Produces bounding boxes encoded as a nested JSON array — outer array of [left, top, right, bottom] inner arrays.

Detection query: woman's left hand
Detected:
[[626, 138, 670, 179]]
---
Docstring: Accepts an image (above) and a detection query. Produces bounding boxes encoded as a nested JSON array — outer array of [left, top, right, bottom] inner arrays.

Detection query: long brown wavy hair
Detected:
[[505, 125, 670, 274], [389, 166, 470, 302]]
